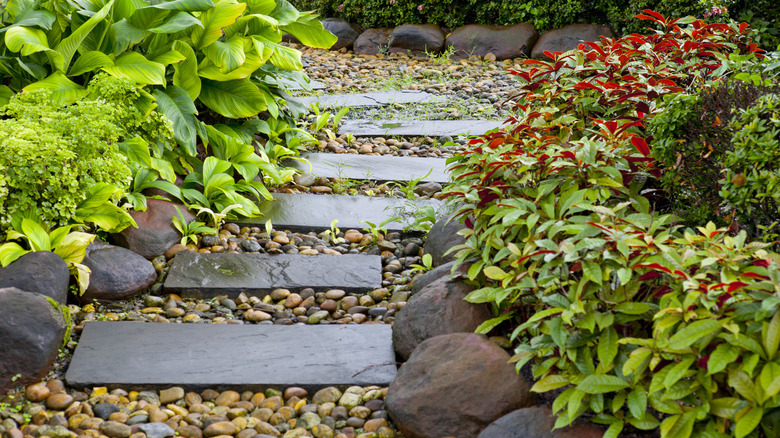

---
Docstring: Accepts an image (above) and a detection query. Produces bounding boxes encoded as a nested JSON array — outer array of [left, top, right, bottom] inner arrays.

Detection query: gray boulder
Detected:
[[446, 24, 538, 60], [111, 199, 193, 260], [389, 24, 445, 55], [423, 213, 466, 267], [322, 18, 360, 51], [0, 251, 70, 304], [478, 407, 603, 438], [354, 28, 393, 55], [387, 333, 534, 438], [0, 287, 67, 394], [80, 241, 156, 303], [393, 273, 492, 359], [531, 24, 614, 59]]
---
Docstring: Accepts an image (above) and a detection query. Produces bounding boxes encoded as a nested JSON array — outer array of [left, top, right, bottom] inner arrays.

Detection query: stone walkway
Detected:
[[68, 70, 484, 393]]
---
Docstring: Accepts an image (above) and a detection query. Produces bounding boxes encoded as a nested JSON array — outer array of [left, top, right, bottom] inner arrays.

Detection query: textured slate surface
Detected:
[[239, 193, 444, 233], [164, 252, 382, 298], [294, 90, 444, 108], [339, 119, 504, 137], [66, 322, 397, 391], [287, 153, 448, 183]]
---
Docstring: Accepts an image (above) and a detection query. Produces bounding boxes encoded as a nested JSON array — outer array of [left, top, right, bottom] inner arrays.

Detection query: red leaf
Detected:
[[741, 272, 770, 281], [638, 271, 662, 281], [574, 82, 602, 91], [726, 282, 749, 293], [631, 137, 651, 156], [753, 259, 770, 268], [636, 263, 672, 274]]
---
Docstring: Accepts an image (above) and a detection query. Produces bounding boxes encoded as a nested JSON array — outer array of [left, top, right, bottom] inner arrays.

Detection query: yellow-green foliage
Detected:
[[0, 90, 132, 232]]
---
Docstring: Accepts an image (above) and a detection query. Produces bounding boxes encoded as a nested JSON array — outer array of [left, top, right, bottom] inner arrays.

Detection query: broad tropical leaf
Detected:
[[668, 319, 720, 350], [140, 0, 214, 11], [149, 11, 203, 33], [5, 27, 51, 56], [281, 12, 337, 49], [0, 85, 12, 107], [69, 51, 114, 76], [151, 50, 186, 65], [577, 375, 630, 394], [244, 0, 275, 15], [203, 35, 246, 73], [153, 86, 199, 155], [102, 52, 165, 85], [199, 78, 267, 118], [23, 71, 87, 105], [269, 0, 299, 26], [191, 0, 246, 50], [54, 0, 115, 72], [172, 40, 201, 100]]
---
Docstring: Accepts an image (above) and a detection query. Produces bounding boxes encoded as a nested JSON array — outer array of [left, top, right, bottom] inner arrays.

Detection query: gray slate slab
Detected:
[[293, 90, 444, 109], [339, 119, 504, 137], [66, 321, 397, 391], [287, 153, 448, 183], [164, 252, 382, 298], [239, 193, 443, 233]]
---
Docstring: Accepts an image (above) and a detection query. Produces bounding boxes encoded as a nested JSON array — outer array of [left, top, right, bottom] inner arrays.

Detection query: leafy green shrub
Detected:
[[443, 11, 780, 438], [721, 92, 780, 242], [0, 90, 132, 231]]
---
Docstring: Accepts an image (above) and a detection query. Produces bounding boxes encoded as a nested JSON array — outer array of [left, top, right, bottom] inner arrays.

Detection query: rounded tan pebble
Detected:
[[292, 307, 307, 316], [281, 428, 308, 438], [300, 296, 315, 309], [237, 429, 257, 438], [189, 403, 210, 414], [253, 421, 280, 436], [182, 313, 201, 323], [299, 249, 318, 256], [168, 404, 189, 417], [283, 388, 307, 400], [232, 416, 248, 430], [363, 418, 387, 433], [201, 389, 219, 401], [311, 424, 334, 438], [47, 379, 66, 394], [108, 412, 129, 423], [340, 296, 358, 311], [270, 289, 291, 301], [245, 309, 273, 322], [260, 396, 283, 412], [215, 391, 241, 407], [69, 414, 90, 429], [227, 407, 248, 419], [358, 295, 374, 307], [177, 425, 204, 438], [129, 432, 145, 438], [203, 421, 239, 437], [240, 391, 254, 402], [25, 382, 51, 402], [351, 314, 367, 324], [249, 393, 266, 407], [231, 401, 254, 411], [324, 290, 346, 300], [47, 393, 75, 410], [149, 408, 169, 423], [292, 400, 307, 414], [375, 427, 394, 438], [100, 421, 132, 438], [342, 231, 363, 244], [212, 406, 230, 416], [316, 403, 335, 418], [284, 294, 302, 308], [250, 408, 273, 422]]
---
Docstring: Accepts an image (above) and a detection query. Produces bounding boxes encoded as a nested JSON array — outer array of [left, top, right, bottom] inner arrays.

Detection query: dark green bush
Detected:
[[0, 89, 132, 231]]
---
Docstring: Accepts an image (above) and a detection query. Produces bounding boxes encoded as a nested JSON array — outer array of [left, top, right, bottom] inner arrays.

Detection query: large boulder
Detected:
[[389, 24, 445, 55], [110, 199, 193, 260], [0, 251, 70, 304], [423, 213, 467, 267], [531, 24, 614, 59], [0, 287, 68, 394], [446, 24, 538, 60], [393, 273, 491, 359], [478, 407, 603, 438], [80, 241, 156, 303], [387, 333, 534, 438], [322, 18, 360, 51], [354, 28, 393, 56]]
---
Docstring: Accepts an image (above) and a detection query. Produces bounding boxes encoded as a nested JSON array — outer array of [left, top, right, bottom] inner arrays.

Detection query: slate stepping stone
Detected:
[[293, 90, 444, 109], [339, 119, 503, 137], [239, 193, 444, 233], [65, 321, 397, 390], [286, 153, 448, 183], [164, 252, 382, 298]]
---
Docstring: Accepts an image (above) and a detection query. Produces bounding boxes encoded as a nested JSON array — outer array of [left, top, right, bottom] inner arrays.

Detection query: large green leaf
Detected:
[[153, 86, 199, 155], [577, 375, 630, 394], [102, 52, 165, 85], [244, 0, 275, 15], [199, 78, 267, 118], [54, 0, 114, 72], [198, 44, 262, 80], [269, 0, 298, 26], [141, 0, 214, 11], [281, 12, 337, 49], [0, 85, 13, 108], [149, 11, 203, 33], [20, 218, 51, 252], [203, 35, 246, 73], [172, 40, 201, 100], [68, 51, 114, 76], [190, 0, 246, 50], [150, 50, 186, 65], [109, 19, 151, 53], [113, 0, 147, 21], [23, 71, 87, 105], [268, 39, 302, 70], [667, 319, 721, 351], [5, 27, 51, 56]]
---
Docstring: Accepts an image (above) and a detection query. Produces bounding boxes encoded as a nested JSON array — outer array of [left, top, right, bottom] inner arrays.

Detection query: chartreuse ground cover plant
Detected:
[[443, 10, 780, 438]]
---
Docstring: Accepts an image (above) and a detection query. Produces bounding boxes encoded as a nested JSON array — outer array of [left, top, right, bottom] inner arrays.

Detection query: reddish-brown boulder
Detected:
[[387, 333, 534, 438], [354, 28, 393, 55], [111, 199, 193, 259], [446, 24, 538, 60], [389, 24, 445, 55], [393, 273, 491, 359], [531, 24, 614, 59], [478, 407, 604, 438]]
